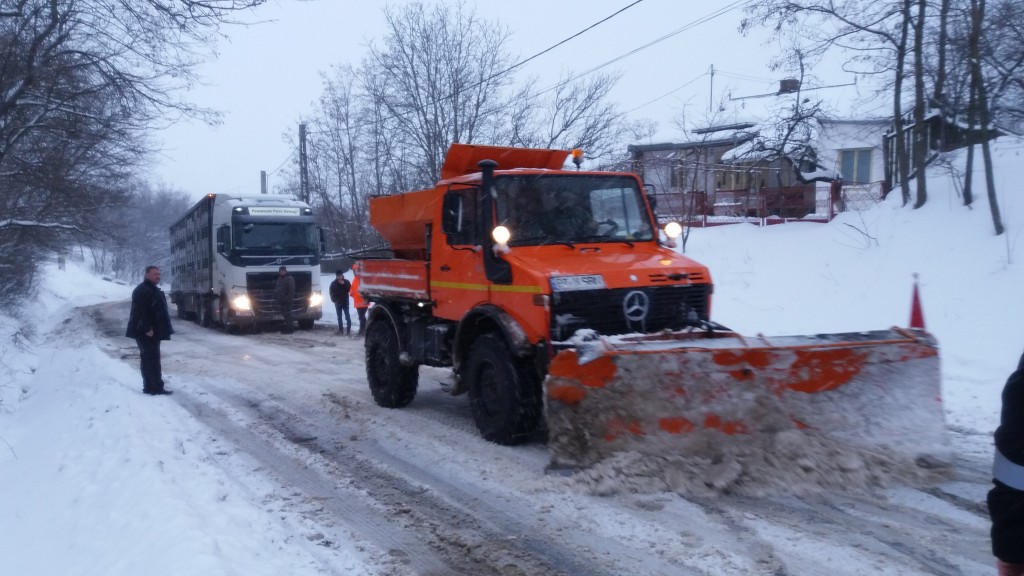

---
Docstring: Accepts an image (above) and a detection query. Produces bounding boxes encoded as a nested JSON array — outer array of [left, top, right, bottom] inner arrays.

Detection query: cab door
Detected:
[[432, 186, 487, 320]]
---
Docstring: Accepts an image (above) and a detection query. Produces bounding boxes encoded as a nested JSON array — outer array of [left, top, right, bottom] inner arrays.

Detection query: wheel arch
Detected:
[[452, 304, 532, 379], [366, 303, 411, 363]]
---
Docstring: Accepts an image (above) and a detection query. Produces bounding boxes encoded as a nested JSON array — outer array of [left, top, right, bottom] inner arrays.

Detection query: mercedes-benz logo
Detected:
[[623, 290, 650, 322]]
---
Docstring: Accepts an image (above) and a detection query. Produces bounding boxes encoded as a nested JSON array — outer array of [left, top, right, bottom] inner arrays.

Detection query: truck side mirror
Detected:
[[644, 183, 658, 211], [318, 227, 326, 255], [216, 225, 229, 255]]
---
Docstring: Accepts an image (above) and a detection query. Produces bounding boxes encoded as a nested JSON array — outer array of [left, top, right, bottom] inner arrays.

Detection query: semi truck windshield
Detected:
[[233, 222, 318, 255]]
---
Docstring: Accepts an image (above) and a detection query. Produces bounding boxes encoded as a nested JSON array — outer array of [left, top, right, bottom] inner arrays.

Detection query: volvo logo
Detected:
[[622, 290, 650, 323]]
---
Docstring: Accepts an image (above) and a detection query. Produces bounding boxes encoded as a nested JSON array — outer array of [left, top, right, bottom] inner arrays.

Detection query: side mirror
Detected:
[[644, 183, 657, 210], [318, 227, 326, 255], [216, 225, 230, 255]]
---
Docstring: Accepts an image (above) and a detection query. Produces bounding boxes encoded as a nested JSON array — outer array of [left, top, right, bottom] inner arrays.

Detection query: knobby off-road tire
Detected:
[[465, 333, 543, 445], [365, 319, 418, 408]]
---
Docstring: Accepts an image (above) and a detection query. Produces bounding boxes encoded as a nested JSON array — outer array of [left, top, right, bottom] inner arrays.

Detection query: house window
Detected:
[[840, 149, 872, 184]]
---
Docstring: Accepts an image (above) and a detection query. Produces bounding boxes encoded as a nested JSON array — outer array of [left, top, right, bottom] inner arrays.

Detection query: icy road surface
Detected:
[[89, 301, 993, 576]]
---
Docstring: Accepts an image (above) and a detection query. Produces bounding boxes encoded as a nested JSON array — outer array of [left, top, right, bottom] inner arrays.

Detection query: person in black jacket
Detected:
[[274, 266, 296, 334], [329, 269, 351, 335], [125, 266, 174, 395], [989, 350, 1024, 576]]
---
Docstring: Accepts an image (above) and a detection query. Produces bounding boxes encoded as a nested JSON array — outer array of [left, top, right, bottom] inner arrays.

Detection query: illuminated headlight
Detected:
[[309, 292, 323, 307], [491, 225, 511, 246], [664, 221, 683, 239], [231, 294, 251, 311]]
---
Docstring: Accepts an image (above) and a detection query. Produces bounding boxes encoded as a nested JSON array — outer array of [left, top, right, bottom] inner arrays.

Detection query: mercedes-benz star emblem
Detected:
[[623, 290, 650, 322]]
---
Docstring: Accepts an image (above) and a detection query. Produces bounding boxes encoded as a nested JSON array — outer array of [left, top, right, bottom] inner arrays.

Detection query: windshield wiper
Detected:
[[574, 235, 634, 248], [511, 235, 576, 249]]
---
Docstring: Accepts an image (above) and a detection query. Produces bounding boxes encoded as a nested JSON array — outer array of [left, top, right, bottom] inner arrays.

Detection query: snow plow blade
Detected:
[[544, 328, 949, 470]]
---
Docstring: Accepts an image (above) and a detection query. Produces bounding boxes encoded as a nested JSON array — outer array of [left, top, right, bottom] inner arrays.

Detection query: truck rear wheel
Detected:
[[198, 299, 211, 327], [365, 319, 418, 408], [465, 334, 542, 445]]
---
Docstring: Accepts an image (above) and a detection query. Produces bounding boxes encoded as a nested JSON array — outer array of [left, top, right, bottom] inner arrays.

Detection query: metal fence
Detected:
[[652, 182, 884, 228]]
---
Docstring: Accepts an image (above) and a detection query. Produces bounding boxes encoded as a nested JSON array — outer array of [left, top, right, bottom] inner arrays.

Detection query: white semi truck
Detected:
[[169, 193, 325, 331]]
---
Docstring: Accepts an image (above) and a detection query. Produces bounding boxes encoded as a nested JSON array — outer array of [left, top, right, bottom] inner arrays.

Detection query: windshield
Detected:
[[232, 222, 319, 255], [494, 175, 654, 246]]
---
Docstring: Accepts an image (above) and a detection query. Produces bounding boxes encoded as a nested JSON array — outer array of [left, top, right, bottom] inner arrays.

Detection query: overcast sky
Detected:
[[151, 0, 867, 200]]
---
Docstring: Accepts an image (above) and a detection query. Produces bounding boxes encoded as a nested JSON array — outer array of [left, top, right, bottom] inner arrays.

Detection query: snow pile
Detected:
[[562, 429, 951, 498]]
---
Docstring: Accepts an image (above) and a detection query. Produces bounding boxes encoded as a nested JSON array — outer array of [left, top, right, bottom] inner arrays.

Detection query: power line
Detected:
[[532, 0, 751, 100], [621, 72, 709, 115], [267, 149, 296, 176], [495, 0, 646, 80]]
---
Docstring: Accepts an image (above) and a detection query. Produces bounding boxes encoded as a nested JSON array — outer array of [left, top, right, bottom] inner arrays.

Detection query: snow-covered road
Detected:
[[85, 300, 993, 575]]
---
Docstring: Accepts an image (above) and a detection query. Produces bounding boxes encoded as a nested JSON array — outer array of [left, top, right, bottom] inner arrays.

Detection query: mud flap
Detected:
[[544, 328, 950, 471]]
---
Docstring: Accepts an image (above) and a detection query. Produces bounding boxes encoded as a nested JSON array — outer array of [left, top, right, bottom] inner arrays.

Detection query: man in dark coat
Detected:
[[989, 350, 1024, 576], [274, 265, 296, 334], [125, 266, 174, 395], [329, 269, 352, 335]]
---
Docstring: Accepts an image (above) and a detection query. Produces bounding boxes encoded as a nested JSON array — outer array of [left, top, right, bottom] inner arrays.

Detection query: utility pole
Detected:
[[299, 123, 310, 203], [708, 64, 715, 113], [260, 170, 268, 195]]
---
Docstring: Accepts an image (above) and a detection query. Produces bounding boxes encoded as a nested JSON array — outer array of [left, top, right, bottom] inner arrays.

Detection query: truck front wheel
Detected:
[[465, 334, 542, 445], [365, 320, 418, 408]]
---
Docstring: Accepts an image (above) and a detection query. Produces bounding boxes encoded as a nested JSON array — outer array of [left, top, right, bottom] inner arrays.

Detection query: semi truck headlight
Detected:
[[309, 292, 323, 307], [231, 294, 251, 311]]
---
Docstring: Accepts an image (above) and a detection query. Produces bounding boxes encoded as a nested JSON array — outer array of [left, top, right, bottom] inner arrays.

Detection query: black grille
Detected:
[[246, 272, 312, 315], [550, 284, 710, 340]]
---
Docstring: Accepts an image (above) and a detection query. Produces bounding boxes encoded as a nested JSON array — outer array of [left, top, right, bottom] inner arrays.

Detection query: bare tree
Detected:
[[911, 0, 929, 208], [742, 0, 917, 205], [967, 0, 1003, 234], [364, 1, 518, 186], [0, 0, 266, 305], [508, 72, 626, 161], [284, 2, 629, 253]]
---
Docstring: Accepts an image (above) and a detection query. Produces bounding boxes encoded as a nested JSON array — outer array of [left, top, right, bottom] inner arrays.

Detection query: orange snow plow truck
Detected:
[[357, 144, 949, 470]]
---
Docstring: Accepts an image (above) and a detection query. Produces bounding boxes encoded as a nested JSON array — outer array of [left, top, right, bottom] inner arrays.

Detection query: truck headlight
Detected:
[[231, 294, 251, 311], [664, 221, 683, 239], [309, 292, 323, 307], [491, 225, 511, 246]]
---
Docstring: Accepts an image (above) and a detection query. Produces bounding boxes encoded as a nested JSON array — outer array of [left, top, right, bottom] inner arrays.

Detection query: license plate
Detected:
[[550, 274, 606, 292]]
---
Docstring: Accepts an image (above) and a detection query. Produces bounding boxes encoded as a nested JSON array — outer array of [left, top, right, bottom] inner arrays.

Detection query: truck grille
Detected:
[[549, 284, 710, 341], [246, 272, 313, 315]]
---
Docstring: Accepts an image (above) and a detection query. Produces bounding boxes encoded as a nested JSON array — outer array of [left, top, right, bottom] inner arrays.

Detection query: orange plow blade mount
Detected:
[[544, 328, 950, 471]]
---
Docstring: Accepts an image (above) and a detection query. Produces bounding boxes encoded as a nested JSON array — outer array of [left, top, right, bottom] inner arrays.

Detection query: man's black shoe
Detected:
[[144, 389, 173, 396]]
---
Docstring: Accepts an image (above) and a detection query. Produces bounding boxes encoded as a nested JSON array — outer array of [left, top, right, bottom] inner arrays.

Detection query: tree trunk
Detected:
[[970, 0, 1004, 234], [933, 0, 951, 148], [895, 0, 913, 206], [912, 0, 929, 209]]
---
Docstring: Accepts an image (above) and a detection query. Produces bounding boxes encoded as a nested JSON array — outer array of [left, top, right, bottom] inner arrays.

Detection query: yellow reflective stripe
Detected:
[[492, 284, 544, 294], [430, 281, 543, 294]]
